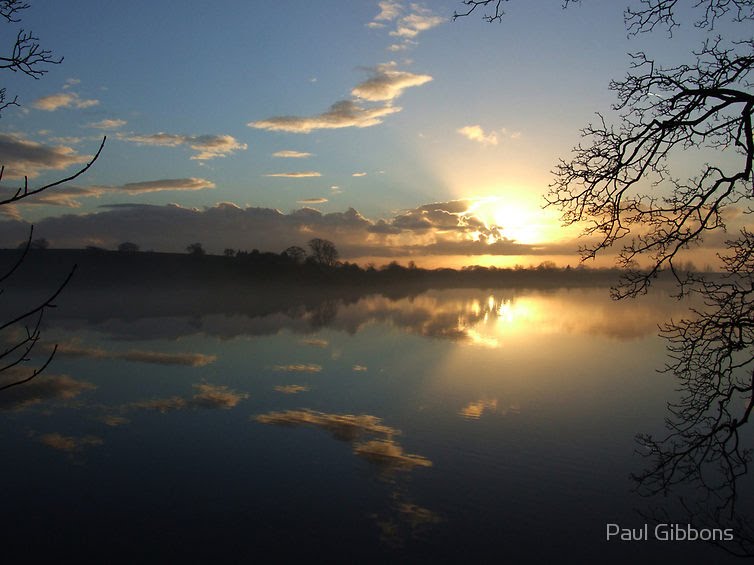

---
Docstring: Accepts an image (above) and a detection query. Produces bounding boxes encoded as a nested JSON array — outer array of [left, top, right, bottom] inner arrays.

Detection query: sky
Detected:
[[0, 0, 745, 267]]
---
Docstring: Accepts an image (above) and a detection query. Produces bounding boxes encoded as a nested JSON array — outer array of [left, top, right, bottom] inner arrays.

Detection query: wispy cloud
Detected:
[[265, 171, 322, 178], [459, 398, 498, 419], [273, 150, 312, 158], [352, 172, 367, 177], [297, 198, 328, 204], [0, 370, 95, 411], [390, 7, 444, 39], [125, 383, 249, 413], [118, 178, 215, 194], [375, 0, 402, 22], [458, 125, 498, 146], [352, 63, 432, 102], [38, 433, 103, 453], [274, 385, 310, 394], [371, 3, 443, 50], [32, 92, 99, 111], [2, 178, 215, 210], [0, 133, 90, 179], [53, 342, 217, 366], [272, 364, 322, 373], [121, 132, 247, 160], [86, 118, 127, 130], [255, 409, 396, 440], [1, 185, 105, 208], [255, 408, 432, 471], [249, 100, 400, 133], [353, 439, 432, 470]]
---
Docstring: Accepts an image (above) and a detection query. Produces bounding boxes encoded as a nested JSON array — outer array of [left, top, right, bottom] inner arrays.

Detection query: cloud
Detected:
[[122, 132, 247, 160], [273, 150, 312, 158], [32, 92, 99, 111], [255, 408, 432, 472], [99, 415, 130, 427], [459, 398, 498, 419], [125, 382, 248, 413], [38, 433, 103, 453], [353, 439, 432, 470], [255, 409, 397, 441], [1, 185, 107, 208], [189, 383, 249, 409], [272, 363, 322, 373], [0, 199, 565, 259], [53, 341, 217, 366], [374, 0, 402, 22], [297, 198, 328, 204], [458, 125, 498, 146], [0, 371, 95, 411], [274, 385, 309, 394], [301, 338, 329, 348], [352, 172, 367, 177], [87, 119, 127, 130], [390, 10, 444, 39], [352, 365, 368, 372], [122, 132, 185, 147], [0, 133, 90, 179], [118, 178, 215, 194], [2, 178, 215, 210], [249, 100, 400, 133], [352, 64, 432, 102], [265, 171, 322, 178]]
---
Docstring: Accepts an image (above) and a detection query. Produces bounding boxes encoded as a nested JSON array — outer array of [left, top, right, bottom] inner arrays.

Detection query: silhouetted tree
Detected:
[[457, 0, 754, 550], [282, 245, 307, 264], [0, 0, 61, 115], [29, 237, 48, 249], [223, 248, 236, 257], [186, 242, 205, 256], [118, 241, 139, 253], [1, 1, 105, 392], [308, 238, 338, 267]]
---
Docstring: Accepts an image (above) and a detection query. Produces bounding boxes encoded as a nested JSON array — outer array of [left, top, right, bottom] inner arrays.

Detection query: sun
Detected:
[[465, 197, 551, 245]]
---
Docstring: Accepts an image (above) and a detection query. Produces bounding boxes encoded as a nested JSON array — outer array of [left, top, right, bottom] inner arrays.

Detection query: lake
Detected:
[[2, 283, 751, 563]]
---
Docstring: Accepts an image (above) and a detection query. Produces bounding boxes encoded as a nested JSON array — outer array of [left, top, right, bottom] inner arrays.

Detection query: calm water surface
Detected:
[[2, 285, 751, 563]]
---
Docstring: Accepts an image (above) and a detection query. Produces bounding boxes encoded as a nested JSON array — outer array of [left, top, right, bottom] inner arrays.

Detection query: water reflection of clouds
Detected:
[[43, 287, 693, 347], [51, 341, 217, 366], [124, 383, 249, 413], [255, 409, 397, 441], [254, 408, 437, 544], [458, 398, 521, 419], [0, 370, 95, 411], [37, 432, 103, 453], [301, 338, 329, 348], [254, 409, 432, 472], [272, 363, 322, 373], [353, 439, 432, 471], [274, 384, 309, 394]]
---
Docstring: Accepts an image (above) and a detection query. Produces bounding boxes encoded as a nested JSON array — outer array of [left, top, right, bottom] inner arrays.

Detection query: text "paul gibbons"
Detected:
[[606, 523, 734, 542]]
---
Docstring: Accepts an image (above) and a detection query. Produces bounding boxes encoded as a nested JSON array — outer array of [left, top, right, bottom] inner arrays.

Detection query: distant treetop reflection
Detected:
[[40, 284, 696, 346]]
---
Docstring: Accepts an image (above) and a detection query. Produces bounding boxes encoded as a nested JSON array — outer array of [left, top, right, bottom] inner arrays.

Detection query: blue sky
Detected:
[[0, 1, 741, 266]]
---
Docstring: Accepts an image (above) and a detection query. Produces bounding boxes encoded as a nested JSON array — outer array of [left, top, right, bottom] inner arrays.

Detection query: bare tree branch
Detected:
[[0, 136, 107, 206]]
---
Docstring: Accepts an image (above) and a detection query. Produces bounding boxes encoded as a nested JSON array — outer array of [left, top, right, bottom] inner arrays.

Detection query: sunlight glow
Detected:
[[465, 196, 554, 245]]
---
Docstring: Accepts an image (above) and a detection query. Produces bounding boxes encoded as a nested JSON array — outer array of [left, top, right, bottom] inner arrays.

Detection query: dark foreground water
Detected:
[[2, 284, 751, 563]]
